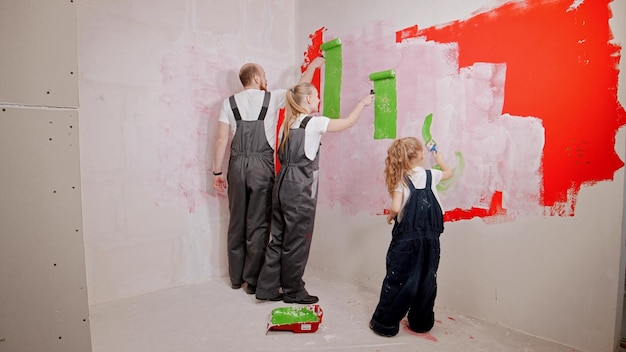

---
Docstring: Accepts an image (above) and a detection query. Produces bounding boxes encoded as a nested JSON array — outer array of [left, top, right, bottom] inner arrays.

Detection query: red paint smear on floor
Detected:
[[400, 0, 625, 218], [401, 320, 438, 341]]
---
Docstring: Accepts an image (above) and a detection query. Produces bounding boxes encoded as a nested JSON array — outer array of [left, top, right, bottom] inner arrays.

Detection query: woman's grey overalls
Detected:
[[256, 116, 319, 301], [226, 92, 274, 288]]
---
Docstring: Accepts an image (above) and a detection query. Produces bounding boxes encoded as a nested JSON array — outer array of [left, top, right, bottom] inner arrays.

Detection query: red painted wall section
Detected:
[[401, 0, 624, 217], [302, 27, 325, 93]]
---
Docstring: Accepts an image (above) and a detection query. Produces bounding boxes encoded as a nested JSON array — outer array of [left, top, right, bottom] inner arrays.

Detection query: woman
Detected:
[[255, 82, 374, 303]]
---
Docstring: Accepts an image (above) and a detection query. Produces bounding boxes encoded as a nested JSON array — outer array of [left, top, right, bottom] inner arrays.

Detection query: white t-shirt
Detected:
[[286, 113, 330, 160], [395, 166, 445, 220], [218, 88, 287, 150]]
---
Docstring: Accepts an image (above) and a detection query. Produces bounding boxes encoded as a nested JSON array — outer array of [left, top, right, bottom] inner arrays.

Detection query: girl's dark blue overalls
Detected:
[[370, 170, 444, 337]]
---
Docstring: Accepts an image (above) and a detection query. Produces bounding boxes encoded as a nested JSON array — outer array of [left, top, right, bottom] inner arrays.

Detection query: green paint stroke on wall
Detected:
[[320, 38, 342, 119], [369, 69, 397, 139], [422, 113, 464, 192], [422, 113, 438, 151], [433, 151, 465, 193]]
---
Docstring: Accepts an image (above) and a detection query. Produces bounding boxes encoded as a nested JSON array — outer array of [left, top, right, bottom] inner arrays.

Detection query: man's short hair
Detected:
[[239, 63, 259, 86]]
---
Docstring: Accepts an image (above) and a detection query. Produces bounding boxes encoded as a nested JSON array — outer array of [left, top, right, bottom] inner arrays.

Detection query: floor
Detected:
[[89, 268, 591, 352]]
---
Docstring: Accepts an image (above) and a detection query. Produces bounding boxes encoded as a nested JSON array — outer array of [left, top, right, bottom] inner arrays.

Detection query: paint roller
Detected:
[[368, 69, 396, 82], [369, 69, 396, 95], [320, 38, 342, 52]]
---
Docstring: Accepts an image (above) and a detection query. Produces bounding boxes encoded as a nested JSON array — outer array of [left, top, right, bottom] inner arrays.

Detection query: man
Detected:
[[212, 58, 324, 294]]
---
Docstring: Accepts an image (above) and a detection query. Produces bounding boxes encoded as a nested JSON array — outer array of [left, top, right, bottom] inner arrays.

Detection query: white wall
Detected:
[[78, 0, 299, 304], [297, 1, 626, 352]]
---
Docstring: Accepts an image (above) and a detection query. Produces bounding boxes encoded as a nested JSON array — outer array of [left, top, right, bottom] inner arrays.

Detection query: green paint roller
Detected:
[[422, 113, 438, 152], [368, 69, 396, 81], [320, 38, 342, 51]]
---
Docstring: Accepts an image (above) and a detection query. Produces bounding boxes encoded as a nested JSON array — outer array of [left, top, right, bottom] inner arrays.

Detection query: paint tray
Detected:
[[265, 304, 323, 334]]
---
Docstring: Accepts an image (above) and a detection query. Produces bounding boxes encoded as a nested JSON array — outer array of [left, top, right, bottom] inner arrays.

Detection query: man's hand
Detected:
[[213, 175, 227, 193]]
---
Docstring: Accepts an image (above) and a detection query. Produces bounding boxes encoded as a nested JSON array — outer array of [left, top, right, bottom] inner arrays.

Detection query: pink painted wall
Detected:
[[297, 1, 626, 351], [78, 0, 299, 304]]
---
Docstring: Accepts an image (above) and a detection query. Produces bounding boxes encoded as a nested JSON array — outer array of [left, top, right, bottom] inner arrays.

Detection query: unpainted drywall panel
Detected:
[[0, 108, 91, 352], [0, 1, 78, 107]]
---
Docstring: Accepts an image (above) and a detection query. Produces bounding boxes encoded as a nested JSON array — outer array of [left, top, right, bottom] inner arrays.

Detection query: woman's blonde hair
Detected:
[[280, 82, 316, 152], [384, 137, 424, 194]]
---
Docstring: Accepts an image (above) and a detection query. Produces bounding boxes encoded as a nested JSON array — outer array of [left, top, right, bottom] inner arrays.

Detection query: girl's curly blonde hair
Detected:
[[384, 137, 424, 194]]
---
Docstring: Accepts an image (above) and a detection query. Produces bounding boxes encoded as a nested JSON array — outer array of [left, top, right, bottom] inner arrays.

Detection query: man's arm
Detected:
[[213, 121, 230, 192]]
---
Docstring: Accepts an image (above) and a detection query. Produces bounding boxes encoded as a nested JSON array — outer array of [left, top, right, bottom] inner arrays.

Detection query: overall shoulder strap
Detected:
[[228, 95, 242, 121], [299, 115, 313, 128], [425, 169, 432, 189], [257, 91, 271, 120], [404, 174, 417, 191]]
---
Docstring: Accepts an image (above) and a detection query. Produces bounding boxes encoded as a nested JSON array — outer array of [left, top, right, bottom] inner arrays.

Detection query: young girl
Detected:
[[370, 137, 453, 337], [255, 82, 374, 304]]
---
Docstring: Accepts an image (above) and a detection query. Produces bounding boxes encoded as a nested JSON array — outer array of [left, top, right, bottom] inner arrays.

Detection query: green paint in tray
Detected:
[[270, 306, 320, 325]]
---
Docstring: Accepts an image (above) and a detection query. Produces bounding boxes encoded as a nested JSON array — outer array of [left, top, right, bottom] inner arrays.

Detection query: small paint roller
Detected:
[[320, 38, 342, 52]]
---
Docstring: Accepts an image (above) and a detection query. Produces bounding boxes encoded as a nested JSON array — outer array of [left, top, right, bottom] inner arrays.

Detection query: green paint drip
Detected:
[[270, 306, 320, 325], [436, 151, 465, 193], [369, 69, 397, 139], [321, 39, 342, 119]]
